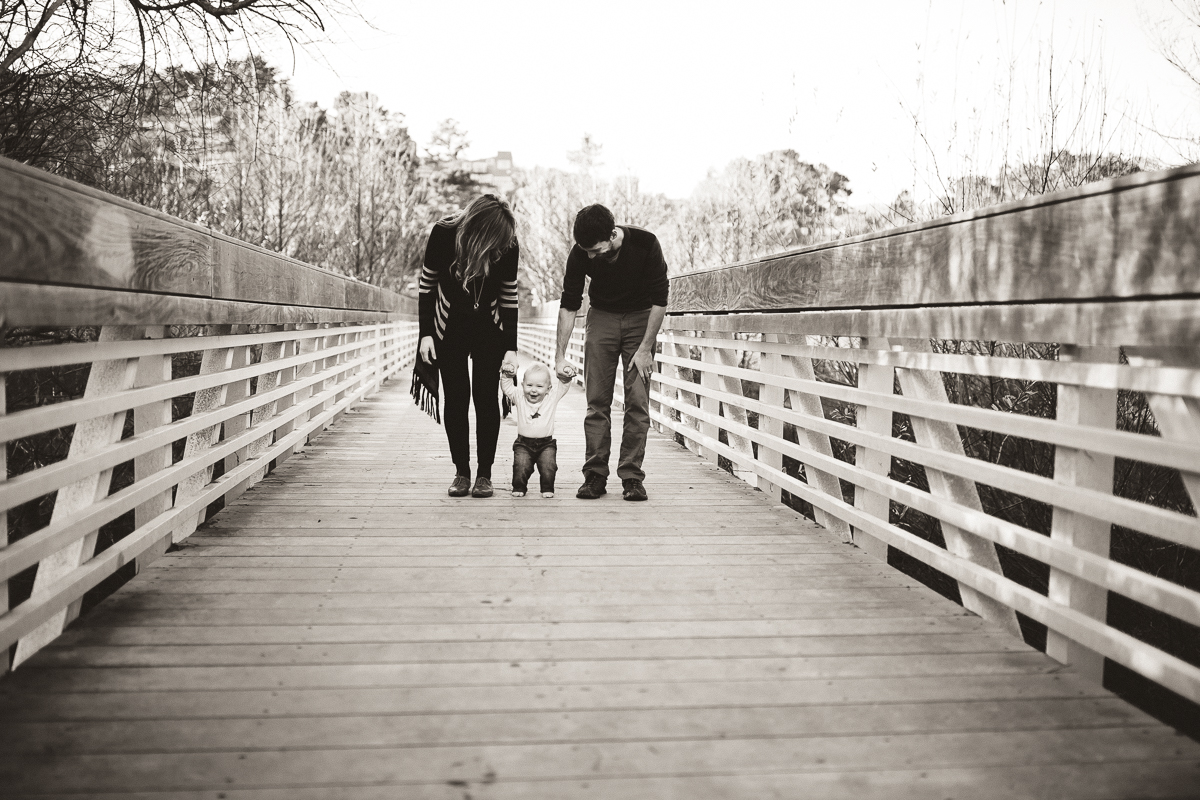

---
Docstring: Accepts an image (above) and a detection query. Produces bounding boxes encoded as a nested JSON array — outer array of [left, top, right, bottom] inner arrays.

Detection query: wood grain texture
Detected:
[[0, 157, 410, 318], [0, 282, 405, 327], [666, 297, 1200, 349], [2, 379, 1196, 798], [0, 160, 212, 296], [670, 163, 1200, 314]]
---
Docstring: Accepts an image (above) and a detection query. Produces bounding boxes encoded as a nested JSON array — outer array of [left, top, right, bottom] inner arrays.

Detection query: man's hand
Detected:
[[555, 358, 577, 381], [419, 336, 436, 364], [631, 348, 655, 382]]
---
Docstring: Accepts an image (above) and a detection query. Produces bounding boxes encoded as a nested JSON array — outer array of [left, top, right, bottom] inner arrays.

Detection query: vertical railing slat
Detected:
[[775, 335, 852, 542], [1, 374, 7, 675], [220, 326, 253, 498], [171, 326, 234, 544], [852, 338, 894, 561], [707, 332, 754, 483], [275, 323, 318, 466], [133, 326, 175, 573], [894, 337, 1023, 639], [14, 326, 140, 666], [755, 335, 787, 503], [1046, 344, 1119, 679]]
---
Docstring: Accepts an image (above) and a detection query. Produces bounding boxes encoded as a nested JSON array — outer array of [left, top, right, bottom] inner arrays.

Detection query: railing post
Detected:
[[218, 327, 253, 505], [755, 335, 786, 502], [667, 334, 703, 458], [14, 326, 140, 666], [1, 374, 7, 675], [705, 331, 754, 482], [776, 334, 852, 542], [696, 333, 723, 467], [894, 337, 1023, 639], [1046, 345, 1119, 678], [371, 325, 384, 395], [276, 323, 318, 463], [852, 337, 893, 561], [231, 335, 287, 499], [171, 325, 234, 544], [133, 326, 175, 572]]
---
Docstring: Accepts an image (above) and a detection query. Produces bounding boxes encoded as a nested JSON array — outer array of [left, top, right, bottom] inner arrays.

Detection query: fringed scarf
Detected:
[[410, 357, 441, 424]]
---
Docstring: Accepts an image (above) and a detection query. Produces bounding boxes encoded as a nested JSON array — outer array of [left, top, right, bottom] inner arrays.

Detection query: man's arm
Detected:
[[554, 305, 580, 380], [630, 305, 667, 381]]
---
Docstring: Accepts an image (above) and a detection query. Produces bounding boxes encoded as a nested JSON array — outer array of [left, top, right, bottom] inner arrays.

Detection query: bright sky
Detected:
[[260, 0, 1199, 204]]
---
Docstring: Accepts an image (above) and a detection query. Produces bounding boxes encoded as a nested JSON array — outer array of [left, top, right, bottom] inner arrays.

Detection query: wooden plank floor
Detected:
[[3, 379, 1199, 799]]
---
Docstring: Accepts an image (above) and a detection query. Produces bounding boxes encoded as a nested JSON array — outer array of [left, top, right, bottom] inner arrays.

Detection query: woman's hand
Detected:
[[419, 336, 437, 365], [501, 350, 518, 374]]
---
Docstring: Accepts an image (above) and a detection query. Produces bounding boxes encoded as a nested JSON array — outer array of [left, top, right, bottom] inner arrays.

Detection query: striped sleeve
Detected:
[[418, 264, 438, 294], [497, 241, 519, 351], [499, 276, 519, 309], [418, 225, 443, 342]]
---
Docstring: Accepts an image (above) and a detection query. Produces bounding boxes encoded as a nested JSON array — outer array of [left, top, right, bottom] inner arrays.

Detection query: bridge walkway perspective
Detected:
[[3, 380, 1198, 799]]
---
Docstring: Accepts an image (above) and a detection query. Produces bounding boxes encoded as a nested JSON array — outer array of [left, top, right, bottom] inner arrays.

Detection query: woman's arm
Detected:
[[418, 225, 444, 363], [498, 242, 520, 365]]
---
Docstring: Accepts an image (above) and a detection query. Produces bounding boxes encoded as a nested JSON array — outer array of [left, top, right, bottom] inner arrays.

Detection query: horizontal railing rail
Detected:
[[529, 163, 1200, 707], [0, 158, 419, 668]]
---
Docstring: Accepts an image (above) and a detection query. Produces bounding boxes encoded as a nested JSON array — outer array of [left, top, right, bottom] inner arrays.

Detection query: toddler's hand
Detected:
[[500, 363, 517, 377]]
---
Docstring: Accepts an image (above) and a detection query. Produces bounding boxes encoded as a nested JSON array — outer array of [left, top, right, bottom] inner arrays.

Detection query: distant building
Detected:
[[442, 151, 515, 195]]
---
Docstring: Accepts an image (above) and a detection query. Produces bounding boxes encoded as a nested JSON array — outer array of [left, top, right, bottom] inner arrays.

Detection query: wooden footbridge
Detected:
[[2, 157, 1200, 797]]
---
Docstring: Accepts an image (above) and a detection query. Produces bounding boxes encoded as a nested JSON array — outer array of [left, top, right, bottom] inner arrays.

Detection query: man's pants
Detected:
[[582, 306, 651, 482], [512, 435, 558, 493]]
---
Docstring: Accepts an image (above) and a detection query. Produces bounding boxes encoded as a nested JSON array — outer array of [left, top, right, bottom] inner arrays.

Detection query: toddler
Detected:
[[500, 361, 574, 497]]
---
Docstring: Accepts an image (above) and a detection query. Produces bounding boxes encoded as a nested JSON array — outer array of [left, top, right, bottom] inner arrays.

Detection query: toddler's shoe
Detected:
[[511, 490, 526, 497], [541, 491, 554, 498]]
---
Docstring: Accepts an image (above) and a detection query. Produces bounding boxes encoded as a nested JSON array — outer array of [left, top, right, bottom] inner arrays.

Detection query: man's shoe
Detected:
[[471, 476, 494, 498], [576, 473, 607, 499], [448, 474, 471, 497], [622, 478, 648, 501]]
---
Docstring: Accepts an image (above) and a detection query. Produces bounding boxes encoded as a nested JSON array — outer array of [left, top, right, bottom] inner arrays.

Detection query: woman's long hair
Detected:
[[442, 194, 516, 289]]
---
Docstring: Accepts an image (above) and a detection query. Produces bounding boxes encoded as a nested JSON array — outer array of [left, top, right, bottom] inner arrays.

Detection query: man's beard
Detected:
[[600, 248, 620, 263]]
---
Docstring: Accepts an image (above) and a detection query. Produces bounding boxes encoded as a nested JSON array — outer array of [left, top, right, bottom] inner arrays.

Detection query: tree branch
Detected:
[[0, 0, 67, 73]]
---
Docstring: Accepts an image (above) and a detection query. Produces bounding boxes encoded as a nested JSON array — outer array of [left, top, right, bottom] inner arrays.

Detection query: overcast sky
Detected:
[[260, 0, 1199, 204]]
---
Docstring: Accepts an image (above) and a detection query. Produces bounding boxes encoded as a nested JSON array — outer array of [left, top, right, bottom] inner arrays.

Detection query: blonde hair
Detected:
[[443, 194, 516, 289], [523, 363, 552, 385]]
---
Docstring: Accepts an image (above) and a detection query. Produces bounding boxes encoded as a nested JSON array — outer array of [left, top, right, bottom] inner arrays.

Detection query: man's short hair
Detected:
[[573, 204, 615, 248], [523, 363, 552, 384]]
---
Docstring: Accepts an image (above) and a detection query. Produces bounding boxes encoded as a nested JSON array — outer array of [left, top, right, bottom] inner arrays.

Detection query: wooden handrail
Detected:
[[0, 155, 415, 325], [670, 162, 1200, 316], [0, 160, 420, 667]]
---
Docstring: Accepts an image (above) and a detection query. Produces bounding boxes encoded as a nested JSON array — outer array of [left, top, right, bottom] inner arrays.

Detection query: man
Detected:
[[554, 204, 668, 501]]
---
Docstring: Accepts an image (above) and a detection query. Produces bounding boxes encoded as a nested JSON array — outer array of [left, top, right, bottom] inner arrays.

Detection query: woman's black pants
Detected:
[[437, 313, 505, 479]]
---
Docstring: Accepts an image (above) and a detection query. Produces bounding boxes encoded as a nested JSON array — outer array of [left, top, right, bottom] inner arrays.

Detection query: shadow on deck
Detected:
[[2, 381, 1199, 799]]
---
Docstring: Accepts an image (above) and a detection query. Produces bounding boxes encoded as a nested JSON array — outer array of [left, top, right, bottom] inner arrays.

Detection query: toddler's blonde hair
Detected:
[[522, 363, 552, 385]]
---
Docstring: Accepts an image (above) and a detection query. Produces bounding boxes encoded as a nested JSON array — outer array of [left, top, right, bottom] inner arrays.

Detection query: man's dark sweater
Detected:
[[559, 226, 669, 313]]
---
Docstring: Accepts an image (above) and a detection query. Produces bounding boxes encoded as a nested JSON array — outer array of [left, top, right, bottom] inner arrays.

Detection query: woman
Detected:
[[418, 194, 520, 498]]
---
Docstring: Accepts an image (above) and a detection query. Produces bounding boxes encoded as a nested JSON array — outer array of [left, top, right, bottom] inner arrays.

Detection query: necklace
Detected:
[[469, 277, 484, 310]]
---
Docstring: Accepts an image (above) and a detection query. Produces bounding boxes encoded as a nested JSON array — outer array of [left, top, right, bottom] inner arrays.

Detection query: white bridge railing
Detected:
[[529, 165, 1200, 707], [0, 158, 418, 668]]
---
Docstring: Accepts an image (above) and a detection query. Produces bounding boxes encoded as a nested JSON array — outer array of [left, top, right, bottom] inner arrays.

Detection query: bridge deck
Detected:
[[2, 380, 1199, 798]]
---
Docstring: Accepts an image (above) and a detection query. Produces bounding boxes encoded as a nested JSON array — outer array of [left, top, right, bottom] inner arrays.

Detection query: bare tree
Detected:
[[0, 1, 358, 184]]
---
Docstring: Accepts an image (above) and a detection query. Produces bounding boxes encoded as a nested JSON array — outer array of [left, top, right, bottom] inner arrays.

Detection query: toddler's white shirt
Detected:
[[502, 376, 571, 439]]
